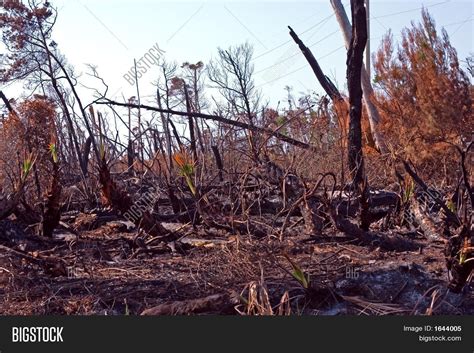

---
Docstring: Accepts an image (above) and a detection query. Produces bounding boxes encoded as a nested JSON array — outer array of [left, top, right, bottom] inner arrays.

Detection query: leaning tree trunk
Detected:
[[331, 0, 388, 154], [288, 26, 343, 103]]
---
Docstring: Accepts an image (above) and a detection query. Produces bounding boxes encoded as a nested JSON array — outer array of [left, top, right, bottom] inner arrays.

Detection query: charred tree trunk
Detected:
[[98, 159, 170, 239], [168, 117, 184, 150], [156, 91, 174, 174], [346, 0, 373, 230], [51, 78, 87, 176], [0, 91, 14, 113], [346, 0, 367, 189], [457, 141, 474, 212], [211, 145, 224, 182], [444, 143, 473, 292], [127, 139, 134, 172], [81, 136, 92, 176], [183, 83, 198, 162], [330, 0, 388, 154], [42, 160, 62, 237]]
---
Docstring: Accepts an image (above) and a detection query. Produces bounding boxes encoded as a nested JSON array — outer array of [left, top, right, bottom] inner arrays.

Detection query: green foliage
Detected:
[[373, 9, 472, 180], [49, 143, 58, 164], [21, 154, 35, 182], [446, 199, 456, 213], [402, 178, 415, 204], [275, 116, 287, 127], [174, 151, 197, 196], [284, 254, 309, 289], [99, 142, 106, 161], [458, 239, 473, 265]]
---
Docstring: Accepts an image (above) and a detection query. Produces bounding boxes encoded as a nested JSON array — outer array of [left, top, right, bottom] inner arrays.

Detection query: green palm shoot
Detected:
[[173, 151, 197, 196]]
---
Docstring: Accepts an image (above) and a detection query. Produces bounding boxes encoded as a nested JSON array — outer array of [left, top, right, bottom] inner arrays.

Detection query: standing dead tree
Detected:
[[330, 0, 388, 154], [41, 141, 61, 237], [154, 61, 183, 214], [346, 0, 367, 189], [169, 77, 198, 162], [285, 15, 396, 235], [184, 81, 198, 162], [182, 61, 207, 153], [155, 61, 180, 170], [207, 43, 262, 162], [0, 1, 98, 176]]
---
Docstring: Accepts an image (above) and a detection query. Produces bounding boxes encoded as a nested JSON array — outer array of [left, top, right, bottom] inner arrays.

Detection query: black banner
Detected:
[[0, 315, 472, 353]]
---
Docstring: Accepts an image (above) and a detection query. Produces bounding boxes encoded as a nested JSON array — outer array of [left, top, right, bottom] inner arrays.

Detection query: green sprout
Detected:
[[459, 239, 473, 265], [99, 142, 106, 161], [21, 153, 35, 182], [174, 151, 197, 196], [283, 254, 310, 289], [49, 142, 58, 164], [402, 177, 415, 204], [447, 199, 457, 213]]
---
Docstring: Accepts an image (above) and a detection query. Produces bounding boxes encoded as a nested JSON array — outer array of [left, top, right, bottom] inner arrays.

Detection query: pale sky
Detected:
[[1, 0, 473, 115]]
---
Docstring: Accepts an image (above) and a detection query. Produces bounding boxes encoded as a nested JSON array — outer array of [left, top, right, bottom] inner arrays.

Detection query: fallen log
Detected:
[[403, 161, 460, 228], [330, 190, 399, 218], [325, 198, 420, 251], [141, 293, 238, 315], [0, 244, 68, 276]]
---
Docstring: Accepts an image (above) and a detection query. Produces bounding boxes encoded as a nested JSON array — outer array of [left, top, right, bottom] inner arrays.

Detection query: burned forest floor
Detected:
[[0, 0, 473, 319], [0, 197, 472, 316]]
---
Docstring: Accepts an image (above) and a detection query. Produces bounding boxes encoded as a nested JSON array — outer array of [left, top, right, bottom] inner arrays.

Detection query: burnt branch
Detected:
[[95, 99, 316, 151], [288, 26, 343, 102]]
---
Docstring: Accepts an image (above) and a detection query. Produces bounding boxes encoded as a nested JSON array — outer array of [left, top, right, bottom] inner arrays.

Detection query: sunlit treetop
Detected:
[[0, 0, 56, 83]]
